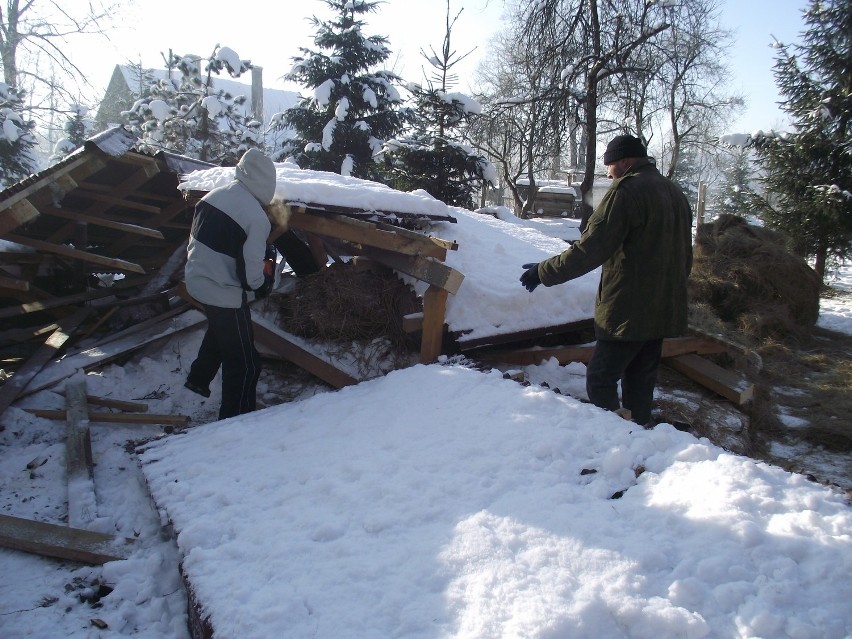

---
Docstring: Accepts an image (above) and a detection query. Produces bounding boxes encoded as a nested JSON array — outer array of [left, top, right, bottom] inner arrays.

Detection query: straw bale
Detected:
[[689, 214, 822, 341]]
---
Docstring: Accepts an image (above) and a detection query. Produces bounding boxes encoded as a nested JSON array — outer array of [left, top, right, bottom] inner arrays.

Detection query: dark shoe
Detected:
[[184, 380, 211, 398]]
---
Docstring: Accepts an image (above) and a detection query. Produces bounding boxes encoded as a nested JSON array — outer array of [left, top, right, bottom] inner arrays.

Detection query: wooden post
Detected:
[[420, 285, 448, 363], [66, 373, 98, 529]]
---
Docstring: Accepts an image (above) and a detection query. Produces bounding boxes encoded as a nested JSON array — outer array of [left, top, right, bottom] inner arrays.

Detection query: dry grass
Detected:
[[690, 215, 822, 341], [274, 262, 421, 350]]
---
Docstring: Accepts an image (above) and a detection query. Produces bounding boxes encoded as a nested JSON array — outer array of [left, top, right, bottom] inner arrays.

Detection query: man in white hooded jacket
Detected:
[[183, 148, 276, 420]]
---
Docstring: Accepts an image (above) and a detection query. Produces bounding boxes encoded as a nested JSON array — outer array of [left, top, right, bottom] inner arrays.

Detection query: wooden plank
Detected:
[[64, 190, 163, 214], [69, 301, 190, 354], [457, 318, 595, 351], [359, 250, 464, 294], [0, 320, 62, 348], [475, 336, 729, 366], [420, 286, 449, 363], [107, 198, 190, 255], [663, 353, 754, 405], [0, 199, 40, 236], [41, 204, 165, 239], [65, 375, 97, 529], [0, 308, 91, 418], [0, 514, 134, 564], [252, 320, 359, 389], [26, 409, 189, 426], [4, 233, 146, 274], [83, 395, 149, 413], [288, 208, 450, 260]]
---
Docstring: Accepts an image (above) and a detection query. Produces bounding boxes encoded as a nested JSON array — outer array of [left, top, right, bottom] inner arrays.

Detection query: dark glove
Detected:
[[520, 262, 541, 292], [254, 277, 272, 300], [255, 245, 276, 299]]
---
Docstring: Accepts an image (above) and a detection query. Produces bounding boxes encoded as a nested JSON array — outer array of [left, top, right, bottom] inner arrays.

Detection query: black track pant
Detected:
[[187, 303, 261, 420], [585, 338, 663, 426]]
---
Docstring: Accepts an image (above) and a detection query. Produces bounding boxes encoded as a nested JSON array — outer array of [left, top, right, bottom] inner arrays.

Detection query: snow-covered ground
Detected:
[[1, 186, 850, 638]]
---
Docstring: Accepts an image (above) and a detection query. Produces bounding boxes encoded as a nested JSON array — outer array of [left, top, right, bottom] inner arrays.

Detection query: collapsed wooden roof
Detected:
[[0, 128, 470, 410], [0, 127, 753, 425]]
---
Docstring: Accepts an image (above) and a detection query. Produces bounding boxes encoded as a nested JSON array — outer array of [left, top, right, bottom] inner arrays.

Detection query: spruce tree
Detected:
[[123, 46, 263, 165], [49, 104, 90, 164], [275, 0, 404, 180], [0, 82, 38, 187], [380, 4, 496, 208], [714, 147, 758, 220], [751, 0, 852, 278]]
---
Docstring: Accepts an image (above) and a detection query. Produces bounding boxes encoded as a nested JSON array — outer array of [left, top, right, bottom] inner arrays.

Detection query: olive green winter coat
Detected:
[[538, 158, 693, 341]]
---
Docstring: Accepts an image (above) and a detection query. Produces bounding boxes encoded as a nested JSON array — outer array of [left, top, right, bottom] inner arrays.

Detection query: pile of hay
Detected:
[[689, 214, 822, 341], [273, 262, 421, 351]]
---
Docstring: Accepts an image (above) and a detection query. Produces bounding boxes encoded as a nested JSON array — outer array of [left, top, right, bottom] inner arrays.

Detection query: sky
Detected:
[[1, 164, 850, 638], [55, 0, 811, 137]]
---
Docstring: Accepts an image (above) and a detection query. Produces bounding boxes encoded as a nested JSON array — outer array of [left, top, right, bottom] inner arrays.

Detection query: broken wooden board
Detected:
[[252, 318, 360, 389], [20, 308, 205, 397], [0, 308, 91, 418], [26, 409, 189, 426], [4, 233, 146, 274], [0, 514, 134, 564], [663, 353, 755, 405]]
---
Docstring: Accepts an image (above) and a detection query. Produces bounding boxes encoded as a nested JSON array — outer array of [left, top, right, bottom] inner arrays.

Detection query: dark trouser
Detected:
[[585, 338, 664, 426], [187, 303, 262, 420]]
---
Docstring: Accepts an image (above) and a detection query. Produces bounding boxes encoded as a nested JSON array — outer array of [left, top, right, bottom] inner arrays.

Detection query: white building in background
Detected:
[[95, 64, 300, 149]]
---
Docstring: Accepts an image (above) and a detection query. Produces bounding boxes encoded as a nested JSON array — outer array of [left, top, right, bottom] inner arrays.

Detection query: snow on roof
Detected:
[[179, 162, 598, 341]]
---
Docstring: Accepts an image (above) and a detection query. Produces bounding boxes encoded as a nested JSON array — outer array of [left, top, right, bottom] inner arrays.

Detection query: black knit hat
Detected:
[[603, 134, 647, 165]]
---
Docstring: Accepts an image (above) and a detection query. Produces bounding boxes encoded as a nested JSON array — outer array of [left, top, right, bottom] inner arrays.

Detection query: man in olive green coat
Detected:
[[520, 134, 693, 425]]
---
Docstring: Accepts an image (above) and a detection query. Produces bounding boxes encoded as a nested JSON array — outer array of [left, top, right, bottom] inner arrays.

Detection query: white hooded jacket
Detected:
[[184, 149, 276, 308]]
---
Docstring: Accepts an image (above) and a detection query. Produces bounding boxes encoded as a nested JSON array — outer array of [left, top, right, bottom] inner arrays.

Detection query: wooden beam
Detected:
[[0, 308, 91, 418], [26, 409, 189, 426], [359, 250, 464, 294], [456, 318, 595, 351], [252, 320, 359, 389], [474, 336, 730, 367], [0, 320, 63, 348], [0, 514, 134, 564], [41, 204, 165, 239], [87, 395, 149, 413], [65, 190, 163, 214], [106, 198, 190, 255], [420, 286, 449, 363], [46, 157, 162, 245], [4, 233, 146, 274], [56, 392, 149, 413], [114, 152, 162, 177], [287, 208, 450, 260], [663, 353, 754, 405]]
